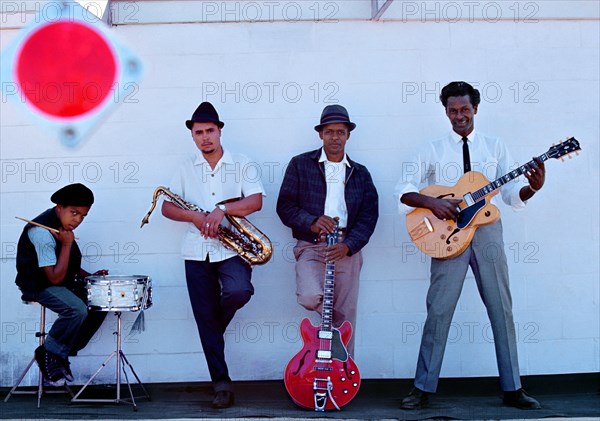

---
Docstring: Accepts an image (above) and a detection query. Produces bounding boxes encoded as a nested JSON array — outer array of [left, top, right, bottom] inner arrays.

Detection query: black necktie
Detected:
[[462, 136, 471, 173]]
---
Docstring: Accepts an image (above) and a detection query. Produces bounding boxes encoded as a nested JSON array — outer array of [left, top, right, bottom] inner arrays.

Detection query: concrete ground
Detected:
[[1, 373, 598, 420]]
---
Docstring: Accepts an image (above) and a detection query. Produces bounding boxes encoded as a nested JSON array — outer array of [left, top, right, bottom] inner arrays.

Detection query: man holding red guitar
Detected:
[[277, 104, 379, 357], [395, 81, 545, 410]]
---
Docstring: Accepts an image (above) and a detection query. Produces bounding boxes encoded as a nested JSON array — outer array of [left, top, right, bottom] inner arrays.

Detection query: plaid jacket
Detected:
[[276, 148, 379, 255]]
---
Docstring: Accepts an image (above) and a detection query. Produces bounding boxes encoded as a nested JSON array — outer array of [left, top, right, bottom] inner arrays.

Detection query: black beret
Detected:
[[50, 183, 94, 207]]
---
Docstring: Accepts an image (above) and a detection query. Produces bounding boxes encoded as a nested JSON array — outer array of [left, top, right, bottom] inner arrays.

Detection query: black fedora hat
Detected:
[[314, 104, 356, 132], [185, 102, 225, 130]]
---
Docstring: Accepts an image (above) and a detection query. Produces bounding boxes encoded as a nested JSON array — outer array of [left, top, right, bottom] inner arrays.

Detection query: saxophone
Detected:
[[140, 186, 272, 266]]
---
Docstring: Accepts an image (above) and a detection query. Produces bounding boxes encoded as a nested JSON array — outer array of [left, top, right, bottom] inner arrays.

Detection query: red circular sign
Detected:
[[15, 21, 117, 119]]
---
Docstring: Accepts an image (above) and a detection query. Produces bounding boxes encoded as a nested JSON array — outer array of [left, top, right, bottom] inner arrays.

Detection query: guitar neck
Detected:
[[321, 260, 335, 332], [321, 220, 340, 333], [470, 153, 549, 202]]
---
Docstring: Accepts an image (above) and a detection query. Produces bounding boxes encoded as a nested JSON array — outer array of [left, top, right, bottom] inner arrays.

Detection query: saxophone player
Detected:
[[161, 101, 265, 409]]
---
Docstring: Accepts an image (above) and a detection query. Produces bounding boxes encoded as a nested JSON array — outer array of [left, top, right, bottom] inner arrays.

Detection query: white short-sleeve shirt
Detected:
[[169, 148, 266, 262]]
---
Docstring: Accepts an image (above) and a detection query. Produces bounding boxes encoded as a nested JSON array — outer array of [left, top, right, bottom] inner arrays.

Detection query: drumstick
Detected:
[[15, 216, 79, 240]]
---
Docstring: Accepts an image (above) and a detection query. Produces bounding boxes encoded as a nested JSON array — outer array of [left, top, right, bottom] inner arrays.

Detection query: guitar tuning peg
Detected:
[[576, 151, 580, 156], [568, 155, 572, 159], [561, 157, 565, 162]]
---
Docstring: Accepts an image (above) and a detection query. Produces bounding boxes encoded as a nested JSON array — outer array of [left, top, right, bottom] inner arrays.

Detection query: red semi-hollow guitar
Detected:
[[284, 219, 360, 411]]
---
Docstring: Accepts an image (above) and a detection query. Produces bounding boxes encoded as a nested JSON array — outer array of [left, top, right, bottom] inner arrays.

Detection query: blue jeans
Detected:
[[34, 285, 106, 359], [184, 256, 253, 391]]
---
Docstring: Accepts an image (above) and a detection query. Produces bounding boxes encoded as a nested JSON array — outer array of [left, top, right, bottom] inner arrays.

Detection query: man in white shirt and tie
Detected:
[[395, 81, 545, 410]]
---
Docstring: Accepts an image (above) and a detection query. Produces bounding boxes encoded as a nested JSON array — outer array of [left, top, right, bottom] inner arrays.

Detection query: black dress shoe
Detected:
[[212, 390, 234, 409], [401, 387, 429, 410], [503, 388, 541, 410]]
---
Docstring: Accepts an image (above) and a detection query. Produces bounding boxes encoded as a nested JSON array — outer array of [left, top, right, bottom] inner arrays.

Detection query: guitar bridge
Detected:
[[409, 216, 434, 241]]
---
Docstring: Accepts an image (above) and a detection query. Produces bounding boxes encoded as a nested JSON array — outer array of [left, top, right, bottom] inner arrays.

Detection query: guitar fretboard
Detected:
[[469, 137, 580, 203], [321, 260, 335, 332], [321, 222, 340, 333], [470, 153, 549, 202]]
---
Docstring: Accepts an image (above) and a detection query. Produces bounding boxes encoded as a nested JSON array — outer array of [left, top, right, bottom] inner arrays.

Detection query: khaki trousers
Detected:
[[293, 239, 363, 355]]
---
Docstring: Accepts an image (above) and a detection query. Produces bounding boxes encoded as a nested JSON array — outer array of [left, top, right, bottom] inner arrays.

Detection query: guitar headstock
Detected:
[[547, 137, 581, 161], [326, 217, 340, 247]]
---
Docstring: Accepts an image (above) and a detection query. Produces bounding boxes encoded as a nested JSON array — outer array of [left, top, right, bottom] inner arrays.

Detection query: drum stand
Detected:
[[71, 311, 150, 410]]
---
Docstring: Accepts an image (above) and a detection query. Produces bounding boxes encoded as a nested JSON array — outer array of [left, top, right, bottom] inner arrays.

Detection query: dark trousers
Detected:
[[184, 256, 253, 391]]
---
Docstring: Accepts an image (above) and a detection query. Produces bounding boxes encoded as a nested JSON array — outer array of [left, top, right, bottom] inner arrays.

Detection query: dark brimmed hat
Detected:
[[314, 104, 356, 132], [185, 102, 224, 130], [51, 183, 94, 207]]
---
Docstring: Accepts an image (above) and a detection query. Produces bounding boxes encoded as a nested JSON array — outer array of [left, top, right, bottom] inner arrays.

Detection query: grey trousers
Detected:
[[414, 220, 522, 393], [293, 239, 363, 356]]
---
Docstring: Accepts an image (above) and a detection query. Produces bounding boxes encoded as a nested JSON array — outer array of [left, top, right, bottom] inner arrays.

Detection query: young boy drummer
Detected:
[[15, 183, 108, 384]]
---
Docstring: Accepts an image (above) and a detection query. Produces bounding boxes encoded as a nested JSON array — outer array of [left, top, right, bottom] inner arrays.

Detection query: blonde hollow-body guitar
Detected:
[[406, 137, 581, 259]]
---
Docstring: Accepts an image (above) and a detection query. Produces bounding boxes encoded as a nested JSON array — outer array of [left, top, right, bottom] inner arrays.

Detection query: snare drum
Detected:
[[85, 275, 152, 312]]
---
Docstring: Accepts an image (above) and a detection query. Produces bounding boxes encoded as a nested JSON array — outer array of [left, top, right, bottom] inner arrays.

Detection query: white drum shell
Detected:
[[85, 275, 152, 312]]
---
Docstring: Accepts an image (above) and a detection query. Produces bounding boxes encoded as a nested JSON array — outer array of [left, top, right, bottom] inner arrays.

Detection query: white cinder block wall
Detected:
[[1, 1, 598, 386]]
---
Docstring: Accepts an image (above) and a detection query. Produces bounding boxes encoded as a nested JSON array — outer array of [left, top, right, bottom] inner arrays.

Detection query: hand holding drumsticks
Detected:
[[15, 216, 79, 240]]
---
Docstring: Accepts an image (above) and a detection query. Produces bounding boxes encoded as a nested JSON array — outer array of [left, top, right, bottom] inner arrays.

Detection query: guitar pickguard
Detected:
[[456, 199, 487, 229], [329, 329, 348, 362]]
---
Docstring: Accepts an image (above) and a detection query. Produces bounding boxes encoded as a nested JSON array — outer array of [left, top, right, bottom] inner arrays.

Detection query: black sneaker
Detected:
[[56, 355, 74, 382], [43, 376, 66, 388], [34, 345, 48, 379], [45, 351, 66, 383]]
